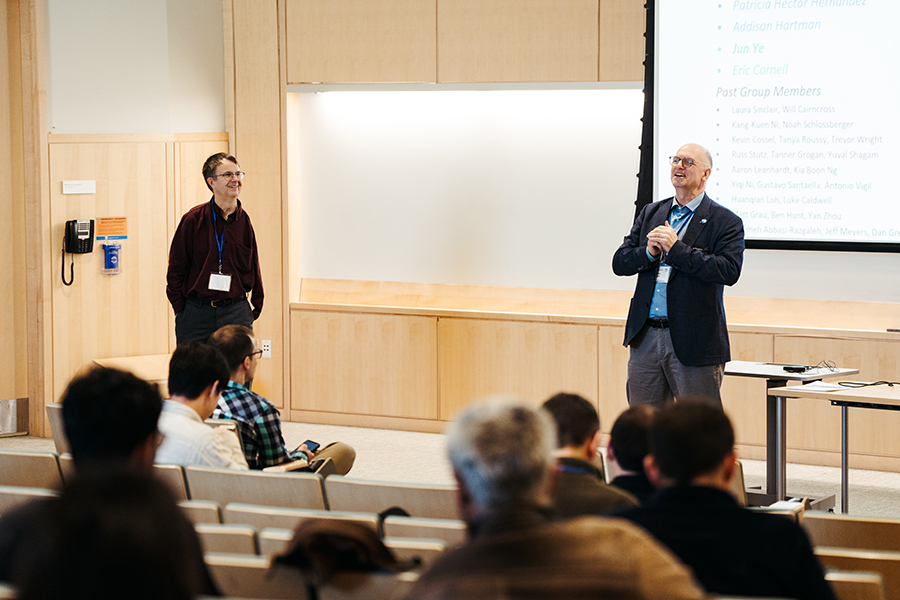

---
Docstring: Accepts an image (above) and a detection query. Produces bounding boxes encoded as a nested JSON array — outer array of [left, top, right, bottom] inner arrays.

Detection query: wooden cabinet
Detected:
[[437, 0, 599, 83], [285, 0, 437, 84]]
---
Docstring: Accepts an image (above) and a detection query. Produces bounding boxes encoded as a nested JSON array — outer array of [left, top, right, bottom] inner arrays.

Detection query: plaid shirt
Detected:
[[213, 380, 305, 469]]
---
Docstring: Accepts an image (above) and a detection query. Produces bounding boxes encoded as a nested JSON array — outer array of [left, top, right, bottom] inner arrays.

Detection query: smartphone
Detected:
[[299, 439, 320, 453]]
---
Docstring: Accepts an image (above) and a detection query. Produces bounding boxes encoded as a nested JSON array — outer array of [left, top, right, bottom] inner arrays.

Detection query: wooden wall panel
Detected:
[[722, 332, 774, 449], [0, 2, 27, 407], [228, 0, 286, 406], [167, 137, 230, 349], [285, 0, 437, 84], [291, 310, 438, 419], [437, 0, 599, 83], [48, 141, 170, 401], [775, 335, 900, 460], [597, 324, 628, 430], [438, 317, 598, 420], [598, 0, 645, 82]]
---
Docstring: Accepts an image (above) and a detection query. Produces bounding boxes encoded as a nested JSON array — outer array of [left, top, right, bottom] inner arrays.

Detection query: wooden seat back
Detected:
[[382, 515, 467, 547], [0, 485, 58, 518], [826, 569, 885, 600], [179, 499, 222, 524], [183, 466, 326, 509], [805, 513, 900, 552], [0, 450, 62, 490], [816, 548, 900, 600], [324, 476, 457, 520], [195, 523, 258, 555], [383, 537, 446, 568], [45, 402, 69, 455], [223, 503, 378, 533], [153, 463, 188, 500]]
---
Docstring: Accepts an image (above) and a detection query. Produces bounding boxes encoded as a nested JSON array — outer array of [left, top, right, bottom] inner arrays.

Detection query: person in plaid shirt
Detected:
[[208, 324, 355, 474]]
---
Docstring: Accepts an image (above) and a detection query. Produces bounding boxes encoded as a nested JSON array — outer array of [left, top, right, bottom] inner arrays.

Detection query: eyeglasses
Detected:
[[211, 171, 245, 181], [246, 349, 263, 360], [669, 156, 707, 168]]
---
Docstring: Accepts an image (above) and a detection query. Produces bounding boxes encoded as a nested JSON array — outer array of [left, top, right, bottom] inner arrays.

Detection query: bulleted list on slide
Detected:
[[657, 1, 896, 244]]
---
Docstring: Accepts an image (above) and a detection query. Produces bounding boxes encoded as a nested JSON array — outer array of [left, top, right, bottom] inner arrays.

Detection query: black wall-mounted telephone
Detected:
[[64, 219, 94, 254], [62, 219, 94, 286]]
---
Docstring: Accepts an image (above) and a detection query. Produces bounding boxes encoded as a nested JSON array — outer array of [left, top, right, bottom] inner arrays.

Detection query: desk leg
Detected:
[[766, 379, 788, 501], [842, 405, 849, 513]]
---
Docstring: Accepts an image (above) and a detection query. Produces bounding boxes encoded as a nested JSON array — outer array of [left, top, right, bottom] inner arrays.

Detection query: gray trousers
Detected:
[[626, 325, 724, 408], [175, 296, 254, 345]]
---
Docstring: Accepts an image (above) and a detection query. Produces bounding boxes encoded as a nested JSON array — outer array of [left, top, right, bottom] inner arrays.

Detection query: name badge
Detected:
[[208, 272, 232, 292], [656, 265, 672, 284]]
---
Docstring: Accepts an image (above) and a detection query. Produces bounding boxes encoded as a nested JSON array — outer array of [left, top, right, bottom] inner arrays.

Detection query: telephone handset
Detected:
[[65, 219, 94, 254], [62, 219, 94, 286]]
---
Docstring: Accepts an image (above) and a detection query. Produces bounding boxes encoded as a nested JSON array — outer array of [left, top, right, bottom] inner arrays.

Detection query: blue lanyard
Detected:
[[211, 199, 224, 273], [556, 463, 595, 476]]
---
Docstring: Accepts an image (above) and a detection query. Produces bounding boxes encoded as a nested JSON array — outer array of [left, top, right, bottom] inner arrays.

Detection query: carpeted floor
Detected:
[[4, 421, 899, 517]]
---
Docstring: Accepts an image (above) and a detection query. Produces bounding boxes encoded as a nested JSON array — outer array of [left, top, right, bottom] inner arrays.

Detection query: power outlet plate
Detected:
[[260, 339, 272, 359]]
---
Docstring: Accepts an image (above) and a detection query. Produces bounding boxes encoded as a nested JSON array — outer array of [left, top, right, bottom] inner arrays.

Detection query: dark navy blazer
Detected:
[[612, 194, 744, 367]]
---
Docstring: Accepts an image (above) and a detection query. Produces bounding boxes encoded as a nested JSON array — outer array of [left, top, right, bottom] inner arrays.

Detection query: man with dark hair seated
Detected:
[[0, 367, 218, 596], [209, 324, 355, 474], [156, 340, 248, 469], [541, 392, 637, 517], [616, 402, 837, 600], [607, 404, 657, 503], [405, 397, 709, 599]]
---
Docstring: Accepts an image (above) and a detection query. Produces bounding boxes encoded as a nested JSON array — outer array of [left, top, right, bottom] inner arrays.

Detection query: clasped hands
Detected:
[[647, 221, 678, 257]]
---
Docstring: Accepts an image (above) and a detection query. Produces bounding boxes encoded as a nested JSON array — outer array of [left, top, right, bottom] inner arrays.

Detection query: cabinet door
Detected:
[[437, 0, 600, 83], [286, 0, 437, 84], [599, 0, 645, 82]]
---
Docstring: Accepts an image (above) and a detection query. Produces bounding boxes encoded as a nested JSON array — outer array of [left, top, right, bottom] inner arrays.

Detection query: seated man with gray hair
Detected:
[[404, 397, 709, 600]]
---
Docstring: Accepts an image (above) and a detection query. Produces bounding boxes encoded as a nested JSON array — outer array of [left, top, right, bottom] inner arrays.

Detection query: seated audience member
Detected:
[[608, 405, 656, 503], [12, 467, 216, 600], [156, 341, 249, 469], [0, 367, 218, 596], [541, 393, 637, 517], [404, 397, 709, 600], [208, 324, 355, 473], [616, 402, 837, 600]]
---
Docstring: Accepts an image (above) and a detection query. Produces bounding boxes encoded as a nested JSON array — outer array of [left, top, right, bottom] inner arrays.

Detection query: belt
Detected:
[[647, 318, 669, 329], [189, 297, 237, 309]]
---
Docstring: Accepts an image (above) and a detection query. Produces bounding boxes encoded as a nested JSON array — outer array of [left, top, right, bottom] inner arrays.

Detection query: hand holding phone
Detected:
[[295, 439, 320, 457]]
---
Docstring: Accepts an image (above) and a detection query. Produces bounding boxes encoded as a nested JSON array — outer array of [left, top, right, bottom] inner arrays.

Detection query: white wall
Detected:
[[292, 88, 900, 304], [46, 0, 224, 134]]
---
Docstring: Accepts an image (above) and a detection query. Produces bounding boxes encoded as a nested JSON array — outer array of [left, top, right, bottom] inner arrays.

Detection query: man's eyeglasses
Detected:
[[247, 349, 263, 360], [669, 156, 706, 169], [211, 171, 246, 181]]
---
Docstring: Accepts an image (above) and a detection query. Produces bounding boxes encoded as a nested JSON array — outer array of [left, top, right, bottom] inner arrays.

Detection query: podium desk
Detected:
[[768, 381, 900, 513], [93, 354, 172, 398], [725, 361, 858, 508]]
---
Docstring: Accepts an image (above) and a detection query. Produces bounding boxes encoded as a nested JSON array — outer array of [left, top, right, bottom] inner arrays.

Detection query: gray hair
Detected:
[[446, 397, 556, 509]]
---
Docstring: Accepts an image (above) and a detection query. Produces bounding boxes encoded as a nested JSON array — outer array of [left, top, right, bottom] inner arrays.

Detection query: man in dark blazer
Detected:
[[615, 402, 837, 600], [612, 143, 744, 407]]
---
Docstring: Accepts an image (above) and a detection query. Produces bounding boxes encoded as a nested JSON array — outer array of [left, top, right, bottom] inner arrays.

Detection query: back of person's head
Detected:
[[649, 402, 735, 484], [446, 397, 555, 509], [15, 467, 210, 600], [168, 341, 230, 400], [208, 324, 255, 373], [609, 405, 656, 472], [61, 367, 162, 467], [541, 392, 599, 449]]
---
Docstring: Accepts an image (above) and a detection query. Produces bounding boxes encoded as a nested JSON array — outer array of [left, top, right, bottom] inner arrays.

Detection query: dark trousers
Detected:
[[175, 297, 254, 345]]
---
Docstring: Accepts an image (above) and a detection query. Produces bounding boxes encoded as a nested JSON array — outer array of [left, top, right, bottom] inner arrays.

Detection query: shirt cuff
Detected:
[[646, 248, 659, 261]]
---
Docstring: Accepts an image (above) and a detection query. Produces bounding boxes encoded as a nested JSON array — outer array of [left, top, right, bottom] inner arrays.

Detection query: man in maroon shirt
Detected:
[[167, 153, 264, 345]]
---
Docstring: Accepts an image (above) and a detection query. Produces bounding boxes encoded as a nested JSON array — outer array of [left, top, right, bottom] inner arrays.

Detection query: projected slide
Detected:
[[657, 1, 897, 247]]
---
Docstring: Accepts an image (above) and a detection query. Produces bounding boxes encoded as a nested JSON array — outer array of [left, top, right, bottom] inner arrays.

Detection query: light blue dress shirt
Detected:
[[647, 193, 704, 319]]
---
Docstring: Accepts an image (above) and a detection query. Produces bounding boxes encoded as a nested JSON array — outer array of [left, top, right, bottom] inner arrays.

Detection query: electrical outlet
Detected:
[[260, 339, 272, 359]]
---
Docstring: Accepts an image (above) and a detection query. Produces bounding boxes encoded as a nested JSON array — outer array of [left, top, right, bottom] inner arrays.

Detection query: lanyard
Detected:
[[556, 463, 596, 476], [211, 199, 224, 273]]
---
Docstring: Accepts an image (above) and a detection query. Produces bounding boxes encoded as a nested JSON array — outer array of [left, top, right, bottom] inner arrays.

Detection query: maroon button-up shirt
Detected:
[[166, 198, 264, 318]]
